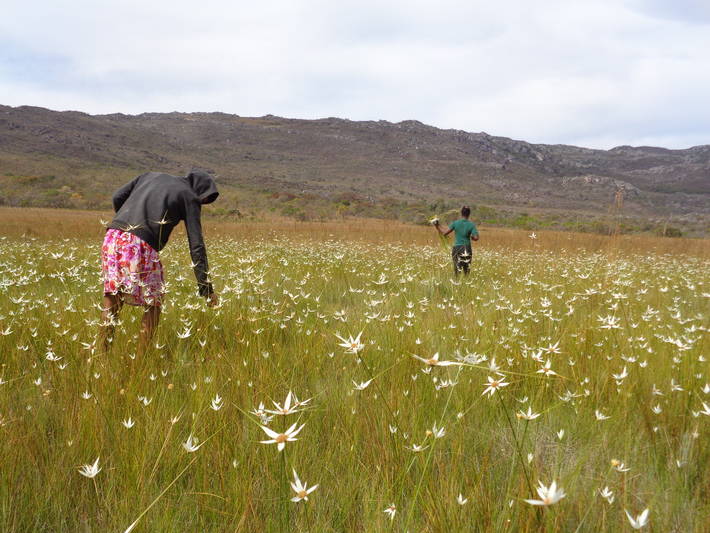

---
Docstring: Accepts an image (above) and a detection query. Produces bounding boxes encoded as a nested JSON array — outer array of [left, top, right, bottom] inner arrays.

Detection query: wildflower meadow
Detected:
[[0, 210, 708, 532]]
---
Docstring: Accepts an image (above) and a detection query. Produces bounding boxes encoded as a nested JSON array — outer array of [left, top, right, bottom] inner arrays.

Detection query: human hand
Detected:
[[207, 292, 220, 308]]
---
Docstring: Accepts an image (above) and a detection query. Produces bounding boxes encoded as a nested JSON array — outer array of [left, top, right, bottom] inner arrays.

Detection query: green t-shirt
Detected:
[[449, 219, 478, 246]]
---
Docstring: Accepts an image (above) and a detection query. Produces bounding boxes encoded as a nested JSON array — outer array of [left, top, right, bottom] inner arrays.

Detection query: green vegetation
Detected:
[[0, 164, 700, 237], [0, 230, 707, 531]]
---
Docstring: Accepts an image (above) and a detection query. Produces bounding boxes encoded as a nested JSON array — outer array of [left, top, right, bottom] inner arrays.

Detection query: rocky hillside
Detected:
[[0, 105, 707, 235]]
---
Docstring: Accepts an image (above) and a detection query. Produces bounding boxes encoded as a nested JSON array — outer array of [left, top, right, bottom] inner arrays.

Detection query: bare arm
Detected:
[[434, 222, 454, 237], [471, 223, 480, 242]]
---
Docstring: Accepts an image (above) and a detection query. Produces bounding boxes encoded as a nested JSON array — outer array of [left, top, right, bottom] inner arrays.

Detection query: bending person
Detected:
[[99, 170, 220, 354], [433, 205, 479, 276]]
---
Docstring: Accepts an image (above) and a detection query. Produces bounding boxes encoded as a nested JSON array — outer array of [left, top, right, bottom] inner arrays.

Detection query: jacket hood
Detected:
[[184, 170, 219, 204]]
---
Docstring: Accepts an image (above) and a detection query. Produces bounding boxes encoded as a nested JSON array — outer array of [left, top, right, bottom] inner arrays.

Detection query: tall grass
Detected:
[[1, 206, 708, 256], [0, 212, 707, 532]]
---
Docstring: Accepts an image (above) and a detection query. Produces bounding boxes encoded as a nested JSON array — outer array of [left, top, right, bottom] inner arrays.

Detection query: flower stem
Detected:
[[358, 351, 400, 458], [403, 367, 461, 531], [281, 448, 289, 531], [498, 393, 534, 496]]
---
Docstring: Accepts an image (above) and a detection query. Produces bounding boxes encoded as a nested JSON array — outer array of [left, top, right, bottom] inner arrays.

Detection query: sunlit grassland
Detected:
[[0, 208, 708, 532]]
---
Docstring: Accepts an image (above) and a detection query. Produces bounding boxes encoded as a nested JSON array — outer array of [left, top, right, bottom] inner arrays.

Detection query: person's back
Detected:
[[449, 218, 477, 247], [109, 171, 217, 252]]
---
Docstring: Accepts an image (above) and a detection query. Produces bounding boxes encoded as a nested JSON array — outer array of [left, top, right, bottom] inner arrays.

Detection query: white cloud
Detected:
[[0, 0, 708, 148]]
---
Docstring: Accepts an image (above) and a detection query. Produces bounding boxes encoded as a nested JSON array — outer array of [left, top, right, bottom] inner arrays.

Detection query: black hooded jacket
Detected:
[[107, 171, 219, 297]]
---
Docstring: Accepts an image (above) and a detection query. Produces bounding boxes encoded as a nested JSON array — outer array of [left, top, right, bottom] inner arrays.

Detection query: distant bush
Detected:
[[511, 215, 540, 230], [209, 207, 242, 218], [658, 226, 683, 238], [475, 206, 498, 220], [590, 221, 612, 235], [38, 188, 72, 208]]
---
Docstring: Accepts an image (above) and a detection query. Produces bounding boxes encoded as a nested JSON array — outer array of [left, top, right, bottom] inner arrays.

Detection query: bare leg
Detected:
[[99, 294, 123, 354], [137, 305, 161, 356]]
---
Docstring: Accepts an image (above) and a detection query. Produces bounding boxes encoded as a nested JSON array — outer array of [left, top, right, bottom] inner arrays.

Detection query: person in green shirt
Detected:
[[433, 206, 479, 276]]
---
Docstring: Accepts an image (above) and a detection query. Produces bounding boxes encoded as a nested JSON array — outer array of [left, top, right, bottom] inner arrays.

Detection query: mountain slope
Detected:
[[0, 105, 707, 234]]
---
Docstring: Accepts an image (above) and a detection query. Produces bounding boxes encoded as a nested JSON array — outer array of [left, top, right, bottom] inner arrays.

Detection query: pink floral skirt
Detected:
[[101, 229, 164, 306]]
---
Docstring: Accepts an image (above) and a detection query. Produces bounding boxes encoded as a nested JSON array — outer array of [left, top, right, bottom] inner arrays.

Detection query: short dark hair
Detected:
[[461, 206, 471, 218]]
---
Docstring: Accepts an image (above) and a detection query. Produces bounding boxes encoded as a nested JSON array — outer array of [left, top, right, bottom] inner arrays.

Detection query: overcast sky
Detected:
[[1, 0, 709, 149]]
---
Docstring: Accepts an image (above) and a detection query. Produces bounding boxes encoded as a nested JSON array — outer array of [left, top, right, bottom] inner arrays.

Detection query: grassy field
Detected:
[[0, 208, 708, 532]]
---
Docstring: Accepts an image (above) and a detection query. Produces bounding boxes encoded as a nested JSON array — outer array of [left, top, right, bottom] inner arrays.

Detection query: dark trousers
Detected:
[[452, 245, 472, 276]]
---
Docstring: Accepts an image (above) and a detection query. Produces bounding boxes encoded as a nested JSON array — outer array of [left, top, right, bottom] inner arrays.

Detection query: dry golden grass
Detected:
[[1, 207, 707, 257]]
